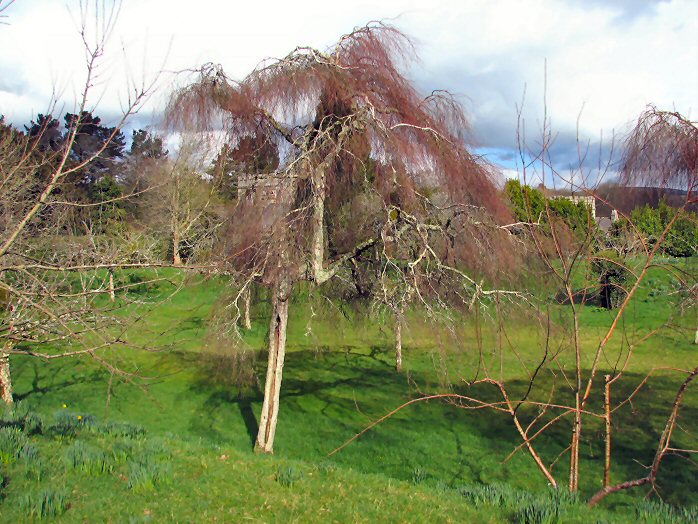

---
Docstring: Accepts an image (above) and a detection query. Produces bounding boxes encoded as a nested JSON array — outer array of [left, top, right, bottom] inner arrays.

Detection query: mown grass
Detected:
[[1, 259, 695, 521]]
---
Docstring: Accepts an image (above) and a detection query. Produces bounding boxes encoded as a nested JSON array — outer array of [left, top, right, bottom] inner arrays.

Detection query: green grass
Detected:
[[0, 260, 696, 521]]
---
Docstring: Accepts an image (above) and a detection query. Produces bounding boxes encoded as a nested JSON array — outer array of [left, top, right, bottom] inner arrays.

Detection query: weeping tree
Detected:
[[168, 23, 515, 453], [585, 107, 698, 504], [622, 106, 698, 191], [623, 107, 698, 343]]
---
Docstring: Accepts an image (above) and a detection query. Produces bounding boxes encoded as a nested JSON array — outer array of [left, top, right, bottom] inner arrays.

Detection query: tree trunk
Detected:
[[255, 276, 290, 453], [569, 296, 582, 493], [694, 324, 697, 344], [243, 286, 252, 330], [395, 307, 403, 372], [0, 347, 12, 404], [604, 374, 612, 488], [173, 229, 182, 266], [569, 392, 581, 492], [108, 268, 115, 302], [310, 165, 329, 283], [1, 306, 16, 403]]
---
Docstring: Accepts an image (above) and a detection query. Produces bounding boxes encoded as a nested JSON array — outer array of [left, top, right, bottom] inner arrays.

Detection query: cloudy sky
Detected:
[[1, 0, 696, 184]]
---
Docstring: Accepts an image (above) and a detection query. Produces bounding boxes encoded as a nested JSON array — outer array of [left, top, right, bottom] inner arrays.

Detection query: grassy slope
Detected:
[[1, 261, 696, 522]]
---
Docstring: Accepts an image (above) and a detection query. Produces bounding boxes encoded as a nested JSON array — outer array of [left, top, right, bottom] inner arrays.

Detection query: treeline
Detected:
[[612, 201, 698, 257], [0, 113, 279, 265], [505, 179, 592, 233], [505, 179, 697, 258], [4, 111, 695, 270]]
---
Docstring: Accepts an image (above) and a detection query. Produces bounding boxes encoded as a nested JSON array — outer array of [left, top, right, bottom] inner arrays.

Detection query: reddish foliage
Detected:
[[622, 106, 698, 193], [168, 23, 514, 283]]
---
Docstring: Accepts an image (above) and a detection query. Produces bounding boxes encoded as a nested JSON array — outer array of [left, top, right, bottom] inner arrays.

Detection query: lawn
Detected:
[[1, 260, 696, 522]]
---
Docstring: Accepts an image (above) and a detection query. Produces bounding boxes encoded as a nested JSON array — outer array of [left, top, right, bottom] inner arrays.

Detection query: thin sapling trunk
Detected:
[[243, 286, 252, 330], [255, 274, 290, 453], [395, 305, 403, 372]]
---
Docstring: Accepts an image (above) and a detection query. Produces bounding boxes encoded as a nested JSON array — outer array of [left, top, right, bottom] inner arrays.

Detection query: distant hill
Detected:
[[598, 186, 694, 216]]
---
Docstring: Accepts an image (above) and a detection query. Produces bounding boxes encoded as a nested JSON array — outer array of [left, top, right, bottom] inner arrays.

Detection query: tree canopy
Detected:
[[167, 23, 517, 453]]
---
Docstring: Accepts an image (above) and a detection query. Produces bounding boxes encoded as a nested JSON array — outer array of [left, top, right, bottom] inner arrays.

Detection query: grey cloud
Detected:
[[0, 66, 29, 96], [411, 51, 624, 185]]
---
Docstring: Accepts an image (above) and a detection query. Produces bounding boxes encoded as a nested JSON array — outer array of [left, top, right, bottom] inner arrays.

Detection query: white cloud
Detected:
[[0, 0, 695, 177]]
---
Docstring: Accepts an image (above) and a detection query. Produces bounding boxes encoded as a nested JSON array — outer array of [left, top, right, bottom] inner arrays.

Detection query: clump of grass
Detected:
[[0, 426, 28, 465], [458, 483, 583, 523], [22, 412, 44, 435], [276, 466, 304, 487], [0, 470, 7, 501], [98, 421, 145, 439], [459, 482, 523, 508], [634, 500, 698, 524], [126, 457, 172, 493], [316, 460, 337, 475], [1, 400, 26, 424], [19, 443, 44, 481], [51, 410, 94, 438], [142, 436, 171, 460], [434, 480, 451, 493], [411, 466, 428, 485], [111, 438, 137, 465], [22, 489, 68, 519], [515, 498, 565, 524], [19, 443, 39, 462], [512, 490, 580, 524], [63, 440, 112, 476], [0, 402, 43, 434]]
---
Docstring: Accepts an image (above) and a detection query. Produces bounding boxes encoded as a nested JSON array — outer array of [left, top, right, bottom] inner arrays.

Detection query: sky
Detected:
[[1, 0, 696, 185]]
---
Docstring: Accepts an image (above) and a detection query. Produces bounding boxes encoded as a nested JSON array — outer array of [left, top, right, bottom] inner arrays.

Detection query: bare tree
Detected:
[[330, 104, 697, 502], [588, 365, 698, 506], [142, 135, 225, 265], [0, 0, 160, 404]]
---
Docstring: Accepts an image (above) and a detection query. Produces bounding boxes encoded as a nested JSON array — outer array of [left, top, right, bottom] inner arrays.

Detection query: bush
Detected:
[[619, 201, 698, 258]]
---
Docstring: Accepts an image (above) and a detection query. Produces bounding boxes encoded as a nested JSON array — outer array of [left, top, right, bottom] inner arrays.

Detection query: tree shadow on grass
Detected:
[[183, 345, 402, 448], [11, 358, 106, 402], [170, 345, 697, 505], [445, 369, 698, 505], [238, 397, 258, 446]]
